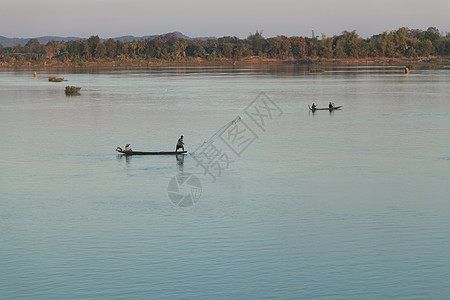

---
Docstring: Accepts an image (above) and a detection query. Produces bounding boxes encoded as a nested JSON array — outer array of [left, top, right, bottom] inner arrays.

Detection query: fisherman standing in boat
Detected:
[[176, 136, 184, 152], [311, 103, 317, 109], [329, 102, 333, 109]]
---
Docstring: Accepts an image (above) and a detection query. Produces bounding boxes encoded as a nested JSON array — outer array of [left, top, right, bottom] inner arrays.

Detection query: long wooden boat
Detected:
[[309, 105, 343, 111], [116, 149, 187, 155]]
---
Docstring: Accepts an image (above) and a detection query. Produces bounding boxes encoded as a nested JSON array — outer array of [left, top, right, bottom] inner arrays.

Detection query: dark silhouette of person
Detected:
[[176, 136, 184, 152]]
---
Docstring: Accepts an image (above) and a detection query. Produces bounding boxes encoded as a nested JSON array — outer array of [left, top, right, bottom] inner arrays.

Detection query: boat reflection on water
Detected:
[[176, 154, 184, 172], [115, 152, 186, 171], [116, 153, 132, 165], [310, 109, 335, 116]]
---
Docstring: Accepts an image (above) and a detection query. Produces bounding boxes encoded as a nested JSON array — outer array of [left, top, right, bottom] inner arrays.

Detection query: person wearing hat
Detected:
[[176, 136, 184, 152], [125, 144, 132, 152]]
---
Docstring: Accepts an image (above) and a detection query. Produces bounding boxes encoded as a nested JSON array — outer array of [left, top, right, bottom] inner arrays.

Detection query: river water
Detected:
[[1, 65, 449, 299]]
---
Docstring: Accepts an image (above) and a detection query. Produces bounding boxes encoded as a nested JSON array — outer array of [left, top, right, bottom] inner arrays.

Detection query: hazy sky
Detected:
[[1, 0, 449, 38]]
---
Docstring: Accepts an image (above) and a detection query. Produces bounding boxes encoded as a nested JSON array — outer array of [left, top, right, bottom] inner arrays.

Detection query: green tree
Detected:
[[424, 27, 440, 44], [96, 43, 106, 58], [136, 40, 147, 57], [233, 42, 250, 60], [366, 37, 380, 57], [186, 40, 206, 58], [221, 43, 234, 58], [87, 35, 101, 58], [163, 33, 179, 48], [393, 28, 408, 56], [377, 31, 396, 57], [247, 30, 267, 56], [320, 34, 334, 58], [406, 38, 420, 57], [418, 40, 434, 56], [289, 36, 307, 58], [334, 38, 346, 58], [267, 36, 291, 59], [25, 39, 45, 55], [342, 30, 364, 58], [129, 40, 137, 58], [66, 40, 88, 59], [267, 37, 280, 58], [121, 40, 130, 58], [147, 38, 168, 59], [104, 38, 117, 58], [179, 40, 187, 57], [280, 36, 292, 58], [308, 30, 320, 57], [206, 39, 220, 59], [436, 35, 450, 55], [45, 40, 61, 58]]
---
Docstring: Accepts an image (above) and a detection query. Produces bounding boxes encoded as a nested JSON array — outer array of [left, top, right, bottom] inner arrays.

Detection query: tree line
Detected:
[[1, 27, 449, 64]]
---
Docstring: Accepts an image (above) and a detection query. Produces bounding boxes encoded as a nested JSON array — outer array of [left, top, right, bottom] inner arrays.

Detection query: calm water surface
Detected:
[[1, 65, 449, 299]]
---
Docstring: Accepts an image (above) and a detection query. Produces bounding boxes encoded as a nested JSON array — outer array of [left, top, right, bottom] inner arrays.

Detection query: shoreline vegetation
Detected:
[[1, 27, 449, 68]]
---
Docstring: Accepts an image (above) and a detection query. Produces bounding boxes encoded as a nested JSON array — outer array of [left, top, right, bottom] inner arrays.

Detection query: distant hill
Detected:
[[0, 32, 216, 47], [112, 32, 194, 41], [0, 36, 81, 47]]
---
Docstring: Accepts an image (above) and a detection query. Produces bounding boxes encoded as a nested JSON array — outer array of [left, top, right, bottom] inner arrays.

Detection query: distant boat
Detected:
[[309, 105, 343, 111], [116, 149, 187, 155]]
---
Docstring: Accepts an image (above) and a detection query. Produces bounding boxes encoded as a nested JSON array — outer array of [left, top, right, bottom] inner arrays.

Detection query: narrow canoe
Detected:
[[309, 105, 343, 111], [116, 150, 187, 155]]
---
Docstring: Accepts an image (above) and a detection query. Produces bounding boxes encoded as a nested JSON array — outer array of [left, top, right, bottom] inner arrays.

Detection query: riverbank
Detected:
[[1, 56, 449, 68]]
